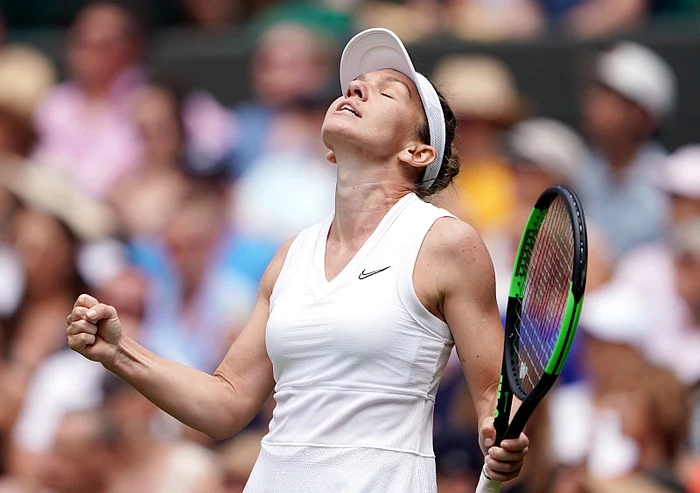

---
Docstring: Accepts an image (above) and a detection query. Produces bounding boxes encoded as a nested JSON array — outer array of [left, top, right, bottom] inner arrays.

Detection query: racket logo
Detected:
[[519, 361, 528, 380]]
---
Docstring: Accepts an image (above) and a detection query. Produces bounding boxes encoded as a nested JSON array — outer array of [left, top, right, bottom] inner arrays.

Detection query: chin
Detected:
[[321, 117, 363, 150]]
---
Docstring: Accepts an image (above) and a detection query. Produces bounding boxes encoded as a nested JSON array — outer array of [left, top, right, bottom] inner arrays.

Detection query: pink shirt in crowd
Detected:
[[32, 67, 144, 198]]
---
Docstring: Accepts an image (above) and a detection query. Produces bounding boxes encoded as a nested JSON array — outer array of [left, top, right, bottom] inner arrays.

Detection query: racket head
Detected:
[[496, 185, 587, 441]]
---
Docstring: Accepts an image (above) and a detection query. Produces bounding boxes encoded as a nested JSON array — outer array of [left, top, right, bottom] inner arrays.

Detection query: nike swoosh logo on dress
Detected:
[[358, 266, 391, 280]]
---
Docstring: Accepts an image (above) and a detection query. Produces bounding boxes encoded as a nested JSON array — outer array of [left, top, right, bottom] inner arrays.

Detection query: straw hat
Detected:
[[433, 55, 523, 125], [0, 163, 118, 242], [0, 44, 57, 119]]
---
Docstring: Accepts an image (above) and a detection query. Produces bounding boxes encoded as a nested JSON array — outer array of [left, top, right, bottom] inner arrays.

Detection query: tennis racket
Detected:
[[475, 185, 587, 493]]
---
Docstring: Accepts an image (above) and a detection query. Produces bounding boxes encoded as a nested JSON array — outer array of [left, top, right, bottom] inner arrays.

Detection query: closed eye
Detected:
[[381, 93, 394, 99]]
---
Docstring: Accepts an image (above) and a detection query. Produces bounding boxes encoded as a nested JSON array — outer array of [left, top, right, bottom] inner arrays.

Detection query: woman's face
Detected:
[[321, 69, 428, 164], [11, 209, 75, 293], [133, 86, 183, 167]]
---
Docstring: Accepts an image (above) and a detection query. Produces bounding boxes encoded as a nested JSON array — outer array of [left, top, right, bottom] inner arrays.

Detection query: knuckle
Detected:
[[67, 336, 84, 351]]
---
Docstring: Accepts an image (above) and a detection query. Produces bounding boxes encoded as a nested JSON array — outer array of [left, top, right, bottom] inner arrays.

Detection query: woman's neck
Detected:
[[332, 150, 411, 245]]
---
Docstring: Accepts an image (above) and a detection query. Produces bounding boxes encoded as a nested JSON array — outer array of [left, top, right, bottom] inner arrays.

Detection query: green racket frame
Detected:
[[493, 185, 587, 444]]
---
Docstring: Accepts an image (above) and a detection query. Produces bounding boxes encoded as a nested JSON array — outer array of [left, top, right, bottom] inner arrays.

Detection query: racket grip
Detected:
[[475, 466, 501, 493]]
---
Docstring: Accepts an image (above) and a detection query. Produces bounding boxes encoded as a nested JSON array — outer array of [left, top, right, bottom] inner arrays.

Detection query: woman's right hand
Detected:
[[66, 294, 122, 367]]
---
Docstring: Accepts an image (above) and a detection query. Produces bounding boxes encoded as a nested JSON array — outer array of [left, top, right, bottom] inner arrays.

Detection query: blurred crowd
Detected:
[[3, 0, 700, 41], [0, 1, 698, 493]]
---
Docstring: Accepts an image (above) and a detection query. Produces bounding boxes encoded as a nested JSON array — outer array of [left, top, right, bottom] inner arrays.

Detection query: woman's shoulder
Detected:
[[419, 216, 494, 284]]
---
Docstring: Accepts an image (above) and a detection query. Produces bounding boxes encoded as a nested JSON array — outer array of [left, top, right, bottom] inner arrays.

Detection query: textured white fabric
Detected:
[[246, 193, 455, 492]]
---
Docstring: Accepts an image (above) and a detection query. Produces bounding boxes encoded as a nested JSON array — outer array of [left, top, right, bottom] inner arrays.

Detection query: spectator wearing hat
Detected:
[[432, 55, 523, 233], [483, 118, 613, 312], [0, 165, 117, 479], [578, 41, 677, 256], [611, 146, 700, 387], [548, 282, 655, 479]]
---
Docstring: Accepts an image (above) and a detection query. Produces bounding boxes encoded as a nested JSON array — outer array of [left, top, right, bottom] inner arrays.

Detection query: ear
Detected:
[[325, 150, 337, 164], [398, 143, 437, 171]]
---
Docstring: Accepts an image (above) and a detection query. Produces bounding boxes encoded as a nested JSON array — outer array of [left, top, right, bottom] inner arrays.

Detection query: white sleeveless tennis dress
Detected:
[[244, 193, 456, 492]]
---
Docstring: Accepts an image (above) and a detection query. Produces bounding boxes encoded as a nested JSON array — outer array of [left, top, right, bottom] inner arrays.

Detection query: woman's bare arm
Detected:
[[66, 239, 293, 439]]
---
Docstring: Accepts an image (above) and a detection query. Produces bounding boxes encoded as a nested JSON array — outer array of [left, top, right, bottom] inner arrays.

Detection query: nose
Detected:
[[346, 79, 368, 101]]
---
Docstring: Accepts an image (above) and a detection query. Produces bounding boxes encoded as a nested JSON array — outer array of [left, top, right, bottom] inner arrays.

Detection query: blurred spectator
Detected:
[[578, 365, 689, 493], [225, 22, 335, 176], [110, 77, 235, 238], [549, 282, 652, 478], [39, 410, 115, 493], [612, 147, 700, 388], [109, 79, 194, 238], [578, 41, 676, 256], [32, 0, 146, 198], [9, 269, 146, 485], [0, 165, 116, 478], [218, 430, 264, 493], [231, 88, 336, 244], [432, 55, 523, 233], [482, 117, 613, 311], [0, 165, 116, 365], [608, 366, 689, 491], [664, 219, 700, 381], [130, 176, 276, 371], [182, 0, 241, 30], [100, 373, 226, 493]]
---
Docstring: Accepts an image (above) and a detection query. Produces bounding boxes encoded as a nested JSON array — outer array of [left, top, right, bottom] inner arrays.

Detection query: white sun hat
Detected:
[[656, 145, 700, 200], [596, 41, 676, 122], [339, 28, 446, 190]]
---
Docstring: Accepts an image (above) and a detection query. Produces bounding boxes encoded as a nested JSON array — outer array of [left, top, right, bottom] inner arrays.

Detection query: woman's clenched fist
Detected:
[[66, 293, 123, 367]]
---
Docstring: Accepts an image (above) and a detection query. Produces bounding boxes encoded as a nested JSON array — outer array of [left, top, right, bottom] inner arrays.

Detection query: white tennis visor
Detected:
[[339, 28, 446, 190]]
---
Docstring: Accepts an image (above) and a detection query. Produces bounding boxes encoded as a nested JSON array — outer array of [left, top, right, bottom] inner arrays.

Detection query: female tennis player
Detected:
[[66, 28, 528, 492]]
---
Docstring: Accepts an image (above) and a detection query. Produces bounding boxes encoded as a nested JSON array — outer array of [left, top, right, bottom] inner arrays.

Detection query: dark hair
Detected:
[[414, 87, 460, 198], [0, 106, 36, 157]]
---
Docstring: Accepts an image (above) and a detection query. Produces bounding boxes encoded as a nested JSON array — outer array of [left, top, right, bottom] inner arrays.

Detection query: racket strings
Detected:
[[513, 197, 574, 395]]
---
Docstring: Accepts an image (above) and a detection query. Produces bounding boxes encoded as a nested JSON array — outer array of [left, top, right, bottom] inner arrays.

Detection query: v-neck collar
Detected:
[[308, 193, 416, 299]]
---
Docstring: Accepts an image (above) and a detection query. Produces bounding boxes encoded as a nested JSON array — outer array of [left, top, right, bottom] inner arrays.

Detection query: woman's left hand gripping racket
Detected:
[[476, 185, 588, 493]]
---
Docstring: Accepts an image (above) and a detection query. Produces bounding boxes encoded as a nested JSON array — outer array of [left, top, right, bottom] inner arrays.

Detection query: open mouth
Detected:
[[337, 102, 360, 117]]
